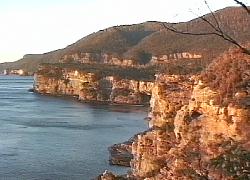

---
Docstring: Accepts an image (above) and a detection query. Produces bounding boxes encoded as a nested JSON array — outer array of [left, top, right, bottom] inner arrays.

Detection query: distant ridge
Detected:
[[0, 6, 249, 73]]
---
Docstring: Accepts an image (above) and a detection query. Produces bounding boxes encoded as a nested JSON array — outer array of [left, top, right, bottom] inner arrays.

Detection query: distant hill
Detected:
[[0, 6, 249, 73], [124, 7, 250, 62]]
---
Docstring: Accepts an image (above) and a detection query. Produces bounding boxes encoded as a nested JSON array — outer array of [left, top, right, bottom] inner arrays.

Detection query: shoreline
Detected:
[[31, 89, 150, 108], [0, 76, 149, 179]]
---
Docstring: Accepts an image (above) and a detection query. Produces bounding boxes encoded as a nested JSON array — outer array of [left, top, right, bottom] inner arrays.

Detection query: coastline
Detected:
[[0, 76, 148, 179], [32, 89, 151, 107]]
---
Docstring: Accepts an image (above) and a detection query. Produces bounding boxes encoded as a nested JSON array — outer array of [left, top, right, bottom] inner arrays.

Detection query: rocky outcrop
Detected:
[[111, 78, 153, 105], [129, 53, 250, 179], [109, 142, 133, 167], [34, 66, 153, 105], [109, 135, 137, 167], [151, 52, 202, 64], [154, 82, 249, 180], [60, 52, 137, 66], [96, 171, 127, 180], [108, 131, 150, 167], [131, 75, 194, 178]]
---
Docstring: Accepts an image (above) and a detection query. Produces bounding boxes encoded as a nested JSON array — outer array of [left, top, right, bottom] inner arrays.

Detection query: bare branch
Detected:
[[189, 10, 219, 31], [161, 23, 219, 36], [161, 1, 250, 55], [204, 0, 221, 29], [233, 0, 250, 14], [162, 22, 245, 51], [162, 22, 249, 54], [189, 8, 225, 39]]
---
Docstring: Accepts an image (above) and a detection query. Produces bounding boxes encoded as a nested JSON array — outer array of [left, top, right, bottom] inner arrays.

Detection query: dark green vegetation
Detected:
[[38, 59, 204, 81], [1, 7, 249, 73], [38, 63, 156, 81], [210, 140, 250, 180]]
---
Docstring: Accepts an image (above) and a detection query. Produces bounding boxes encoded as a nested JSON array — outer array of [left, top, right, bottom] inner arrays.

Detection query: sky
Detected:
[[0, 0, 248, 63]]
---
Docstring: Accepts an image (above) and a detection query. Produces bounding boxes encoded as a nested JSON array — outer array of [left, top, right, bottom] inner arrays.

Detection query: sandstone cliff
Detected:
[[129, 49, 250, 180], [34, 65, 153, 105]]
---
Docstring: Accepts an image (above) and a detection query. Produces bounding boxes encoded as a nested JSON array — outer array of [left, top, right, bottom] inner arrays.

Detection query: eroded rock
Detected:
[[34, 67, 153, 105]]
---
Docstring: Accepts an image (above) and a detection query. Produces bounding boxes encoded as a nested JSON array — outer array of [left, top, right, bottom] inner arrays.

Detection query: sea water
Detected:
[[0, 76, 147, 180]]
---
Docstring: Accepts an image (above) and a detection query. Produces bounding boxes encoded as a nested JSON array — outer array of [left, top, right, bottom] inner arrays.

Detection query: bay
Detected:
[[0, 76, 147, 180]]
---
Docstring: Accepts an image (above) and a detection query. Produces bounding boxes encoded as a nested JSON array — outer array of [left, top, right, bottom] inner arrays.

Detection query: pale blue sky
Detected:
[[0, 0, 248, 62]]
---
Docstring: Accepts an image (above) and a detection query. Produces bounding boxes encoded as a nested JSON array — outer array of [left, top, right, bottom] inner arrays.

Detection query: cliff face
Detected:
[[150, 52, 202, 64], [60, 52, 137, 67], [131, 75, 194, 178], [131, 74, 250, 179], [34, 67, 153, 105]]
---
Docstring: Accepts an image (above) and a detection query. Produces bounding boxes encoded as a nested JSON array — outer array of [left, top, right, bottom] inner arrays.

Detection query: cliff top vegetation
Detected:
[[200, 47, 250, 105], [38, 59, 204, 81]]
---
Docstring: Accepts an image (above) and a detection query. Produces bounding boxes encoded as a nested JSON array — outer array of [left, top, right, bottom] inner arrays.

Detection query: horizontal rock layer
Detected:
[[34, 66, 153, 105]]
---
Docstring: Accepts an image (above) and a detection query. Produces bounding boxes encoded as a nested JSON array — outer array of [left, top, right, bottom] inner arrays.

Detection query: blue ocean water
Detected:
[[0, 76, 148, 180]]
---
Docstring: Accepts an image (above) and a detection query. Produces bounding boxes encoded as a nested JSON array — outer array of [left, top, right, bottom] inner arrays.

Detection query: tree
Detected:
[[136, 51, 152, 65], [162, 0, 250, 55]]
